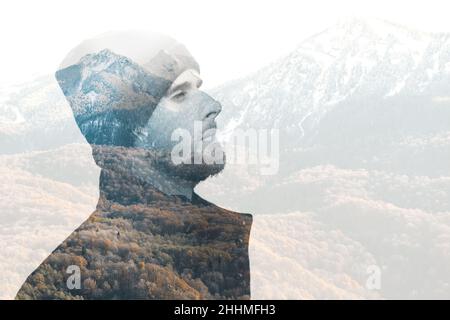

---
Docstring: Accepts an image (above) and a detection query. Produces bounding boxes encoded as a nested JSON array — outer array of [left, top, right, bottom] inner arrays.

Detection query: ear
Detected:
[[55, 64, 82, 97]]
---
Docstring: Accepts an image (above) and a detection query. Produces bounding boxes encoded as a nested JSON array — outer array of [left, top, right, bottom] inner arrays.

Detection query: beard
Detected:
[[155, 140, 226, 184]]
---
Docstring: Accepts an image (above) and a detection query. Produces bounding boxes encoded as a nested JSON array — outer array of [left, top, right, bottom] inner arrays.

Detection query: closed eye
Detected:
[[171, 91, 187, 101]]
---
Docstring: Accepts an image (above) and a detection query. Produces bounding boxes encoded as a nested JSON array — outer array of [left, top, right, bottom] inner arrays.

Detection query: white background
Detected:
[[0, 0, 449, 88]]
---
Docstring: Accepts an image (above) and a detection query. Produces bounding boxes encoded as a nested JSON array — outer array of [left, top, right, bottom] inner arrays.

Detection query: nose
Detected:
[[202, 92, 222, 120]]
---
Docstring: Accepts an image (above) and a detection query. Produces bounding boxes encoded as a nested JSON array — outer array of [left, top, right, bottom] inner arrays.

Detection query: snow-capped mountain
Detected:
[[0, 49, 174, 152], [56, 49, 171, 146], [197, 18, 450, 299], [200, 18, 450, 213], [0, 75, 82, 153], [212, 18, 450, 156]]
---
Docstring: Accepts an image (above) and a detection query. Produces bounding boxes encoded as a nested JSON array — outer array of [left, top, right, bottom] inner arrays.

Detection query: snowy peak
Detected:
[[56, 49, 170, 113], [212, 18, 450, 148], [294, 17, 436, 66], [78, 49, 126, 70], [55, 49, 172, 146]]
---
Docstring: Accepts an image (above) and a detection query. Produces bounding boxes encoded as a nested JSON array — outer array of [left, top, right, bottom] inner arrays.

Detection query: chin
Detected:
[[182, 145, 226, 182], [155, 147, 225, 184]]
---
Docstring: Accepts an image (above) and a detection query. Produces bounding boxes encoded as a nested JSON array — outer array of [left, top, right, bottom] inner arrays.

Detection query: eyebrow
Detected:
[[167, 77, 203, 96], [167, 82, 191, 96]]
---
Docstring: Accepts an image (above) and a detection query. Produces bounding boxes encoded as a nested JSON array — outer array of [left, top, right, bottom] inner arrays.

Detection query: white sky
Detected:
[[1, 0, 450, 89]]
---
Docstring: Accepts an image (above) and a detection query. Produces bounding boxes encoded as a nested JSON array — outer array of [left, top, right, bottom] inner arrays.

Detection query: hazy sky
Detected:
[[1, 0, 450, 89]]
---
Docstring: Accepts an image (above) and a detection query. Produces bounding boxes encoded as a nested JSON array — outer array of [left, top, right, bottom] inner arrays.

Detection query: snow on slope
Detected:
[[198, 18, 450, 299]]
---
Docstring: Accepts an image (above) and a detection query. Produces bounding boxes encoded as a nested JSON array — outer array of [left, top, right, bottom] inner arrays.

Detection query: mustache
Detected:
[[202, 121, 217, 139]]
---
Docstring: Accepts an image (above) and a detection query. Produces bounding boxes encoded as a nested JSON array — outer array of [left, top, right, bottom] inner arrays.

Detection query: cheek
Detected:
[[148, 93, 208, 143], [166, 98, 200, 130], [143, 108, 177, 145], [147, 103, 191, 143]]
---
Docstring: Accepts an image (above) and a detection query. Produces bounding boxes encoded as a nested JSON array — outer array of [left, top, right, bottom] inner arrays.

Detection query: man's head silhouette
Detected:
[[17, 31, 252, 301], [55, 30, 225, 199]]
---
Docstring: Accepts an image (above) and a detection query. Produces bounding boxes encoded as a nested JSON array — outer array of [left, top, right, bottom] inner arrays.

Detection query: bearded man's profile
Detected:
[[15, 31, 252, 300]]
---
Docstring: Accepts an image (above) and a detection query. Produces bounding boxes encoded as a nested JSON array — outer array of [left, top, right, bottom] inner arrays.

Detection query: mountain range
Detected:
[[198, 17, 450, 299], [1, 18, 449, 299]]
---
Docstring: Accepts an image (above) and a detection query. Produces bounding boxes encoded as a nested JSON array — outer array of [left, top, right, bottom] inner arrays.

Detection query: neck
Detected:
[[134, 165, 196, 200], [94, 146, 200, 204]]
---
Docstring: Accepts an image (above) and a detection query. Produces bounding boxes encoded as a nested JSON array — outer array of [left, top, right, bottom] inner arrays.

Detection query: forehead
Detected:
[[170, 69, 202, 89]]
